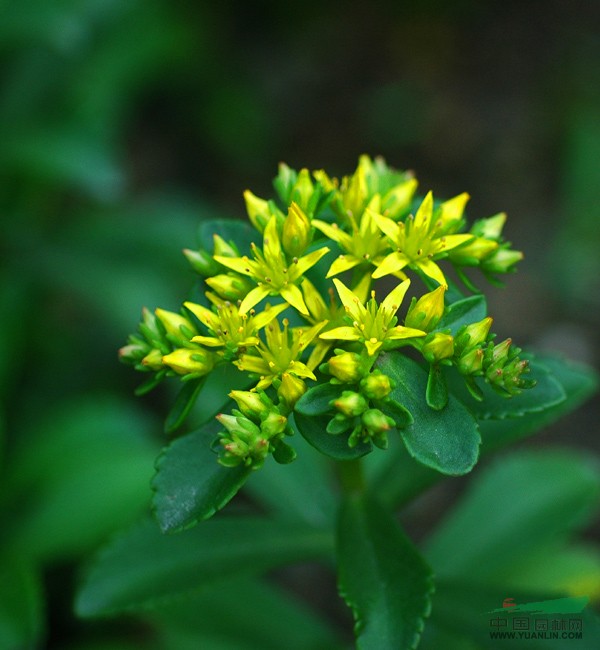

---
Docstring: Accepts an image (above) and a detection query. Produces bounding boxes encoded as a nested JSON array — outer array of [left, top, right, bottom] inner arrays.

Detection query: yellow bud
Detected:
[[360, 371, 394, 399], [140, 348, 164, 370], [162, 348, 214, 376], [324, 351, 364, 383], [458, 317, 493, 351], [282, 202, 311, 257], [229, 390, 272, 420], [205, 273, 254, 300], [421, 332, 455, 363], [155, 308, 195, 340], [212, 234, 238, 258], [405, 285, 446, 332], [277, 373, 307, 410], [448, 237, 498, 265], [243, 190, 271, 233], [290, 168, 314, 212], [481, 248, 523, 274], [473, 212, 506, 240]]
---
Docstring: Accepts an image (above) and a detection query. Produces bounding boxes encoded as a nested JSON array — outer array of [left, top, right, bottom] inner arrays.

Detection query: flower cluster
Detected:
[[120, 156, 532, 469]]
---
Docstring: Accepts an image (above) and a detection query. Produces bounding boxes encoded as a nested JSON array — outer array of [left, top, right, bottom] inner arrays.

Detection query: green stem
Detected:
[[337, 457, 366, 494]]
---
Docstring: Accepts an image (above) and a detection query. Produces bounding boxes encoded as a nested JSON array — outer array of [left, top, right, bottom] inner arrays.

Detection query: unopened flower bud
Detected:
[[456, 317, 493, 352], [205, 273, 254, 301], [332, 391, 368, 417], [155, 308, 196, 342], [183, 248, 220, 277], [282, 202, 311, 257], [360, 371, 394, 400], [448, 238, 498, 265], [361, 408, 395, 434], [290, 168, 314, 213], [260, 411, 287, 436], [471, 213, 506, 240], [421, 332, 454, 364], [119, 342, 148, 364], [322, 351, 365, 383], [405, 285, 446, 332], [457, 347, 484, 375], [141, 348, 165, 371], [277, 373, 307, 410], [162, 348, 214, 376], [229, 390, 273, 420], [243, 190, 271, 233], [481, 247, 523, 274], [381, 178, 418, 220], [212, 234, 239, 258]]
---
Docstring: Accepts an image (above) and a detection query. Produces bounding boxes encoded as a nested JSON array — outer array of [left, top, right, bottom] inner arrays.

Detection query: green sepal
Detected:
[[152, 419, 252, 532], [327, 416, 354, 435], [337, 493, 434, 649], [292, 412, 373, 460], [272, 439, 297, 465], [426, 364, 448, 410], [164, 376, 206, 434]]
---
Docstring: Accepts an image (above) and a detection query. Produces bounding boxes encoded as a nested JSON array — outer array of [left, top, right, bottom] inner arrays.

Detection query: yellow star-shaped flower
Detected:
[[371, 192, 473, 286], [320, 279, 426, 356], [214, 214, 329, 316]]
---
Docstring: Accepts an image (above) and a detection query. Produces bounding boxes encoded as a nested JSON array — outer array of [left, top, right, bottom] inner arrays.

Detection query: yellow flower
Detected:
[[214, 215, 330, 316], [235, 318, 326, 390], [162, 347, 215, 376], [320, 279, 426, 356], [185, 293, 288, 358], [312, 205, 388, 277], [371, 192, 474, 286]]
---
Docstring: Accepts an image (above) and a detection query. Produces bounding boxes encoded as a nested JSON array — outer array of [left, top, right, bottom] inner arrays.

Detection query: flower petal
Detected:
[[184, 301, 219, 330], [288, 360, 316, 380], [371, 251, 409, 279], [319, 326, 360, 341], [385, 326, 426, 340], [414, 191, 434, 230], [190, 335, 224, 347], [371, 210, 400, 243], [263, 216, 283, 268], [326, 255, 361, 277], [292, 246, 330, 278], [239, 285, 271, 315], [415, 258, 447, 286], [280, 284, 309, 315], [381, 279, 411, 314], [214, 255, 256, 277], [312, 220, 353, 249], [332, 278, 364, 321], [251, 302, 289, 330]]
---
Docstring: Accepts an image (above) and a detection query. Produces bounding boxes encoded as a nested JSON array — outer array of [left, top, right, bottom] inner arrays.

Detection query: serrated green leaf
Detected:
[[425, 449, 600, 580], [0, 558, 43, 650], [152, 419, 252, 532], [295, 382, 340, 416], [151, 576, 344, 650], [75, 515, 333, 618], [198, 218, 257, 256], [377, 353, 480, 475], [164, 377, 206, 434], [293, 412, 373, 460], [337, 494, 434, 650], [436, 295, 487, 335], [446, 355, 566, 420]]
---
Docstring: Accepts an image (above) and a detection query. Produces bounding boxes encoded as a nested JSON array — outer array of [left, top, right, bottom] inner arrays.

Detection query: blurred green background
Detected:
[[1, 0, 598, 647]]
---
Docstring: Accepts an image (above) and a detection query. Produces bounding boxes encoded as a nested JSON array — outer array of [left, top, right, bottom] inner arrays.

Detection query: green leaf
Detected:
[[0, 558, 43, 650], [377, 353, 480, 475], [426, 364, 448, 410], [151, 576, 344, 650], [75, 515, 333, 618], [3, 396, 159, 561], [337, 494, 434, 650], [164, 377, 206, 434], [293, 412, 373, 460], [480, 353, 598, 452], [152, 419, 252, 532], [295, 382, 340, 416], [446, 355, 566, 420], [436, 295, 487, 335], [198, 218, 257, 256], [425, 449, 600, 580]]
